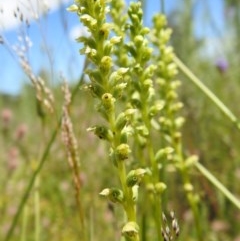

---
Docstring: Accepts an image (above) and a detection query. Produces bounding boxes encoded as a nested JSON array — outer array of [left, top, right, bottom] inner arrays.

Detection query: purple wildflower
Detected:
[[215, 58, 228, 73]]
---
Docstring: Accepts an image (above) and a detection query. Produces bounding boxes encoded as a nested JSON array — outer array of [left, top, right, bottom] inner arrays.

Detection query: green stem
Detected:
[[174, 56, 240, 129], [145, 134, 163, 241], [175, 141, 203, 241], [106, 95, 138, 240], [187, 192, 202, 240], [154, 195, 162, 241], [141, 100, 163, 241], [34, 176, 40, 241], [195, 162, 240, 210], [109, 107, 137, 223], [20, 206, 28, 241], [118, 161, 136, 222]]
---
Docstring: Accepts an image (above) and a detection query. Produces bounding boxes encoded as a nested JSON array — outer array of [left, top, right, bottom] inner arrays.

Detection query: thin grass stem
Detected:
[[195, 162, 240, 210], [20, 206, 28, 241], [34, 176, 40, 241], [173, 56, 240, 130], [175, 141, 203, 241]]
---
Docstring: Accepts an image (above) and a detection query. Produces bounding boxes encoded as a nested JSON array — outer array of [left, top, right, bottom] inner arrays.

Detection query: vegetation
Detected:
[[0, 1, 240, 241]]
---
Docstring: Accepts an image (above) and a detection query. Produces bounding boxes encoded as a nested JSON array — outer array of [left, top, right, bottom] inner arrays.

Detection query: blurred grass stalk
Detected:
[[195, 162, 240, 209], [61, 81, 85, 238], [34, 176, 40, 241], [174, 56, 240, 130], [20, 206, 28, 241]]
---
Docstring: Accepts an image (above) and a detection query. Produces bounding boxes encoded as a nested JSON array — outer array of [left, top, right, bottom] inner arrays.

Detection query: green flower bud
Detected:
[[153, 14, 167, 30], [146, 183, 155, 193], [131, 91, 142, 109], [173, 132, 182, 143], [158, 61, 167, 73], [87, 125, 113, 141], [162, 46, 174, 63], [105, 5, 111, 14], [87, 69, 103, 84], [166, 63, 178, 77], [122, 221, 139, 240], [136, 125, 149, 137], [109, 68, 129, 86], [143, 78, 153, 89], [166, 90, 177, 100], [184, 183, 193, 192], [77, 35, 95, 48], [79, 7, 87, 14], [134, 35, 144, 48], [118, 67, 129, 75], [110, 36, 122, 44], [120, 130, 128, 143], [125, 42, 137, 58], [140, 27, 150, 35], [170, 102, 184, 113], [126, 168, 147, 187], [155, 147, 174, 162], [102, 93, 115, 110], [80, 14, 97, 29], [132, 185, 139, 202], [125, 108, 136, 118], [99, 23, 113, 40], [116, 113, 127, 131], [158, 116, 167, 125], [141, 47, 153, 62], [67, 4, 78, 12], [156, 78, 166, 86], [192, 194, 200, 204], [137, 7, 143, 19], [120, 126, 134, 144], [143, 64, 157, 78], [170, 80, 181, 89], [136, 134, 147, 148], [184, 155, 198, 168], [114, 83, 127, 96], [174, 116, 185, 129], [80, 46, 97, 62], [99, 188, 124, 203], [109, 148, 117, 167], [115, 143, 131, 161], [151, 118, 160, 130], [84, 83, 103, 98], [103, 41, 113, 56], [155, 182, 167, 194], [100, 56, 112, 75], [159, 28, 172, 44], [129, 13, 141, 26], [86, 83, 104, 98], [149, 100, 165, 117]]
